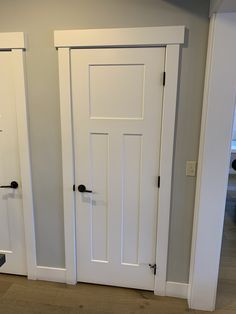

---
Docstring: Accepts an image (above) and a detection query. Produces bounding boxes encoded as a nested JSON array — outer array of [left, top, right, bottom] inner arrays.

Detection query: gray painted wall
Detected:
[[0, 0, 209, 283]]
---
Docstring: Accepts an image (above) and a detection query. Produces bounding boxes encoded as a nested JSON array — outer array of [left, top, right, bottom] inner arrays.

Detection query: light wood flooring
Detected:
[[0, 272, 234, 314], [0, 178, 235, 313], [215, 176, 236, 313], [0, 273, 191, 314]]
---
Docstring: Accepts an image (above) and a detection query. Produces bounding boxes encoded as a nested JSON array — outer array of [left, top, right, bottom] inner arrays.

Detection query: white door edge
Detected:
[[0, 33, 36, 279], [56, 27, 184, 291]]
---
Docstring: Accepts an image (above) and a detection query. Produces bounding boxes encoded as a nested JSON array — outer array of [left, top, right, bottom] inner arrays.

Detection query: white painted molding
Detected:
[[54, 26, 185, 48], [36, 266, 66, 283], [0, 32, 26, 49], [188, 15, 217, 311], [154, 44, 181, 296], [189, 13, 236, 311], [56, 27, 183, 291], [12, 49, 37, 280], [58, 48, 77, 285], [166, 282, 189, 299]]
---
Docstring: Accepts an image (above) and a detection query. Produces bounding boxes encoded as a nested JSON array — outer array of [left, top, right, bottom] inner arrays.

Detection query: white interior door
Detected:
[[0, 51, 26, 275], [71, 48, 165, 290]]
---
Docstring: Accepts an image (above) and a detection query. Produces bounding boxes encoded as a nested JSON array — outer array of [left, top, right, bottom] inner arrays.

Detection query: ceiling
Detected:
[[210, 0, 236, 15]]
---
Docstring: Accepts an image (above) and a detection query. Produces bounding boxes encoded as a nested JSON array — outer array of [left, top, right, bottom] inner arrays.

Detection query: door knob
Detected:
[[0, 181, 18, 189], [78, 184, 92, 193]]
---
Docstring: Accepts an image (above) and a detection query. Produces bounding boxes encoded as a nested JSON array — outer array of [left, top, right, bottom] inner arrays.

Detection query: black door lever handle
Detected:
[[78, 184, 92, 193], [0, 181, 18, 189]]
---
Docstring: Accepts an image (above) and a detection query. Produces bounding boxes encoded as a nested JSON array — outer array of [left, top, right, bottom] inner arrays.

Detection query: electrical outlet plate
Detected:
[[186, 161, 197, 177]]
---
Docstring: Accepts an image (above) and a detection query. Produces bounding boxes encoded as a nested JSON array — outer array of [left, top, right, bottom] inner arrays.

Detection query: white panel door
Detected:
[[0, 52, 26, 275], [71, 48, 165, 290]]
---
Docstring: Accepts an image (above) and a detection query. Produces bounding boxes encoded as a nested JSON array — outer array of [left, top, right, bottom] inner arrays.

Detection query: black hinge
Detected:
[[163, 71, 166, 86], [158, 176, 160, 188], [73, 184, 76, 191], [149, 264, 157, 275]]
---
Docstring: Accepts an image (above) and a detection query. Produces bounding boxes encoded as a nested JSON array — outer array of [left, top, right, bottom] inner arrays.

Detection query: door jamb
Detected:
[[54, 26, 185, 293], [0, 33, 37, 279], [188, 13, 236, 311]]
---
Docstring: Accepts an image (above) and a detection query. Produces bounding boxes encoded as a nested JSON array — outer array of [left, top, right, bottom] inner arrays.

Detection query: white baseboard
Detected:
[[165, 281, 189, 299], [36, 266, 66, 283], [35, 268, 188, 299]]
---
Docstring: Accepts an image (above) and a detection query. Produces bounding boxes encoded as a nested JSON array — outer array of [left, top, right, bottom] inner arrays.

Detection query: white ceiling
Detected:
[[210, 0, 236, 15]]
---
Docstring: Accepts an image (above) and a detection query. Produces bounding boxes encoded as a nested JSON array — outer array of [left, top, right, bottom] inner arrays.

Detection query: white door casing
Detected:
[[55, 27, 184, 294], [0, 33, 36, 279], [189, 13, 236, 311], [72, 48, 165, 290]]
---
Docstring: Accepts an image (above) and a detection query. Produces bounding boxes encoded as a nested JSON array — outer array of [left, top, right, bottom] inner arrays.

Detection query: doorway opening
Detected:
[[216, 104, 236, 309]]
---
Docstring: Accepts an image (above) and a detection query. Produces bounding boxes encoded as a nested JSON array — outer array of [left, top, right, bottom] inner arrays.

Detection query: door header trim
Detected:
[[54, 26, 185, 48], [0, 32, 26, 49]]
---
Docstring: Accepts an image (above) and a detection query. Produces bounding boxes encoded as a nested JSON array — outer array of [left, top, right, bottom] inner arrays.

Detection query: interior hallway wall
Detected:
[[0, 0, 209, 283]]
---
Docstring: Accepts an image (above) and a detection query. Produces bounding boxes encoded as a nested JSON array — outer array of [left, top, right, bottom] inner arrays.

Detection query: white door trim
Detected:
[[0, 33, 37, 279], [188, 13, 236, 311], [0, 32, 26, 49], [54, 26, 185, 48], [55, 27, 185, 292]]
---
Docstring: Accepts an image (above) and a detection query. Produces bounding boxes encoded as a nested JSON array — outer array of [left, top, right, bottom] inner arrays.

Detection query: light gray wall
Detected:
[[0, 0, 209, 282]]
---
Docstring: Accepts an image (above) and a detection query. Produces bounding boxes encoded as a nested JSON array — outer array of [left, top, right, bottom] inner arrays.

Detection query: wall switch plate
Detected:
[[186, 161, 197, 177]]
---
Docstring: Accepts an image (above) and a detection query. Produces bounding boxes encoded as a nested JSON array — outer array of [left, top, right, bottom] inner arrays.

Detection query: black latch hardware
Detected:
[[149, 263, 157, 275]]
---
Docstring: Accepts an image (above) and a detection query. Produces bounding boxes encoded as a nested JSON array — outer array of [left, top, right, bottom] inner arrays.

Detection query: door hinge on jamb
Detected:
[[158, 176, 160, 188], [163, 71, 166, 86], [149, 264, 157, 275]]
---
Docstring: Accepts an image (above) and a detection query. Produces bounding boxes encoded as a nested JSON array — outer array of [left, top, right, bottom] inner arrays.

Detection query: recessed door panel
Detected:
[[90, 133, 109, 262], [89, 64, 145, 119], [122, 134, 142, 265]]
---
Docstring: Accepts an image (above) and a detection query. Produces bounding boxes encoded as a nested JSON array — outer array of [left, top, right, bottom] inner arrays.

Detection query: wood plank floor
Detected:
[[0, 274, 192, 314], [215, 177, 236, 313], [0, 177, 236, 313], [0, 272, 234, 314]]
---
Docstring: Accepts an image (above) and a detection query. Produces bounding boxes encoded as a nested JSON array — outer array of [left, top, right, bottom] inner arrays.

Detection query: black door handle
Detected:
[[0, 181, 18, 189], [78, 184, 92, 193]]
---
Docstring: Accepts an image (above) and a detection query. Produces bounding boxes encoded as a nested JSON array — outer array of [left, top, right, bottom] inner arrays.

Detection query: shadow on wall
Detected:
[[163, 0, 210, 16]]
